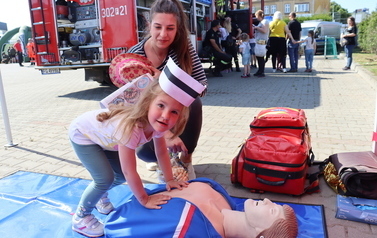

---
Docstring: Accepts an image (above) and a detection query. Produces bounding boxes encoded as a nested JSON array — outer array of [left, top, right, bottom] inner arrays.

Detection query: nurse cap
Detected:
[[159, 58, 206, 107]]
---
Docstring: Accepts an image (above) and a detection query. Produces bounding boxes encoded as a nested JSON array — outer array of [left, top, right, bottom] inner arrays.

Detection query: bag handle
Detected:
[[257, 177, 286, 186]]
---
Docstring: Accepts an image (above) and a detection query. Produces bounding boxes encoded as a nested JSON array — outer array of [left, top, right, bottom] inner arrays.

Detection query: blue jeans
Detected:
[[71, 140, 126, 217], [288, 41, 299, 70], [345, 45, 355, 68], [305, 49, 314, 69]]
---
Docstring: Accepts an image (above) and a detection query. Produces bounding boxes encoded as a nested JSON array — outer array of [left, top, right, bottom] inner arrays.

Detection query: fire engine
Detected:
[[27, 0, 214, 84]]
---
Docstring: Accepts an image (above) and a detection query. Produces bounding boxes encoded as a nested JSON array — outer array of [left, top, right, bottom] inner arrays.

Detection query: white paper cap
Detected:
[[159, 58, 206, 107]]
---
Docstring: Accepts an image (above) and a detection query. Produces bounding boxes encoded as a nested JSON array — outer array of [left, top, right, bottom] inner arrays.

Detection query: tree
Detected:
[[330, 1, 351, 23], [358, 12, 377, 53]]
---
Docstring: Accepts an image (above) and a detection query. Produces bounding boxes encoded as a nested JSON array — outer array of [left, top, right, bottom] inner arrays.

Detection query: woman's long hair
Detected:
[[97, 80, 190, 144], [147, 0, 193, 74]]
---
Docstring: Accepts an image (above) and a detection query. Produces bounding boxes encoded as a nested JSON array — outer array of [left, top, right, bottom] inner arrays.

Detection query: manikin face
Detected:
[[150, 13, 178, 50], [244, 198, 285, 231], [147, 93, 183, 133]]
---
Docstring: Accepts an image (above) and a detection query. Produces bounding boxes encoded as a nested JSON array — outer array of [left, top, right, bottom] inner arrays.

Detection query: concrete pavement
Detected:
[[0, 55, 376, 237]]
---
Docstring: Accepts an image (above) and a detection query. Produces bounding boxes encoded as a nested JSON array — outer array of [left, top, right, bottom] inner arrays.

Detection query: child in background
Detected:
[[239, 33, 251, 78], [296, 30, 316, 72], [69, 59, 205, 237]]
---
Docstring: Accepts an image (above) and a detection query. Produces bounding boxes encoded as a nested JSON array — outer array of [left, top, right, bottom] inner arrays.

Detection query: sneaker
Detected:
[[342, 66, 350, 70], [246, 74, 251, 77], [288, 69, 297, 72], [241, 74, 248, 78], [95, 192, 114, 215], [256, 74, 265, 78], [283, 68, 287, 73], [272, 69, 276, 73], [72, 214, 104, 237], [146, 162, 158, 171], [304, 69, 310, 72]]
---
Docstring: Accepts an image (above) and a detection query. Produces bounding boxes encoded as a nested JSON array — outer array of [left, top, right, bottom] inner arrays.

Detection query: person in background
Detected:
[[127, 0, 208, 179], [253, 10, 270, 78], [239, 33, 251, 78], [268, 11, 295, 73], [341, 16, 357, 70], [26, 38, 36, 66], [249, 31, 257, 69], [226, 16, 242, 72], [219, 18, 232, 73], [295, 30, 316, 72], [13, 40, 24, 67], [287, 12, 301, 72], [203, 19, 232, 77]]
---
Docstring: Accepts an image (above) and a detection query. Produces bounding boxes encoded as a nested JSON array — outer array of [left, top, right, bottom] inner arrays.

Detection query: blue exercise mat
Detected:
[[0, 171, 327, 238]]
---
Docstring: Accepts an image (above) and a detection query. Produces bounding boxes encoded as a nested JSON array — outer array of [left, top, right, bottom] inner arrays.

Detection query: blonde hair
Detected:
[[255, 10, 264, 19], [256, 205, 298, 238], [147, 0, 193, 74], [97, 80, 190, 143], [240, 33, 250, 42], [223, 17, 232, 33]]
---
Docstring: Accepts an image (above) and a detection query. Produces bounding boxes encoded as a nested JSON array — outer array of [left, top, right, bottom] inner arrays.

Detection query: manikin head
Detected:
[[222, 198, 298, 238]]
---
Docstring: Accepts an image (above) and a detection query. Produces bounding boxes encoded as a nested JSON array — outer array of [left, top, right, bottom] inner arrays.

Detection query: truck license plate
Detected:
[[41, 68, 61, 75]]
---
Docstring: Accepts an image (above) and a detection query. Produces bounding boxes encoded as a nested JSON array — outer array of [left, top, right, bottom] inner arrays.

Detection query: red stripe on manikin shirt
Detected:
[[174, 202, 196, 238]]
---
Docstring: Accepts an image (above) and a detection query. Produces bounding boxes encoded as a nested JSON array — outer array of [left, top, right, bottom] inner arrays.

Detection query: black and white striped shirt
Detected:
[[127, 37, 208, 91]]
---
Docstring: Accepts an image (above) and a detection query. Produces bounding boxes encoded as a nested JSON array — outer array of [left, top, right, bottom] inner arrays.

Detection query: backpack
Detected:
[[9, 48, 16, 57], [231, 107, 321, 195], [225, 34, 234, 47]]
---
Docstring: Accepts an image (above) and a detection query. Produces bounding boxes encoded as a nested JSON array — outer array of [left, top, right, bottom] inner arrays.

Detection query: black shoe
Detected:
[[19, 64, 24, 67], [342, 66, 350, 70], [257, 74, 265, 77], [253, 72, 261, 76], [288, 69, 297, 72], [236, 68, 241, 72]]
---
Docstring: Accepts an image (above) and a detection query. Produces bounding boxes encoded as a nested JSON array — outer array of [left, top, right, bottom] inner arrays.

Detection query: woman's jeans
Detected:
[[345, 45, 355, 68], [305, 49, 314, 69], [71, 140, 126, 217]]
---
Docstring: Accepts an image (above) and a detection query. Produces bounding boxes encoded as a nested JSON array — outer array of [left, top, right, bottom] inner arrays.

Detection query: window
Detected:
[[285, 4, 291, 14], [295, 3, 310, 13], [252, 7, 256, 13], [264, 5, 269, 15], [271, 5, 276, 14]]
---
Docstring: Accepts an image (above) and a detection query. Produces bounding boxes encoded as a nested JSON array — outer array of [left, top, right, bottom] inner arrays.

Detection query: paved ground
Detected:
[[0, 55, 376, 237]]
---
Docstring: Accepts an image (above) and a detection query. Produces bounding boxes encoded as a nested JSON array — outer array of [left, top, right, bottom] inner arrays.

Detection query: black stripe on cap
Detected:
[[163, 66, 199, 99]]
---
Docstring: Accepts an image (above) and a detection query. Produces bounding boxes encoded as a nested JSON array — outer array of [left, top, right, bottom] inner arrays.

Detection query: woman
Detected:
[[127, 0, 208, 179], [268, 11, 294, 73], [341, 17, 357, 70], [253, 10, 270, 77]]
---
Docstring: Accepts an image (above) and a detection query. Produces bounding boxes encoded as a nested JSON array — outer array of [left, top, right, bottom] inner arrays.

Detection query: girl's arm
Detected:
[[118, 145, 171, 209], [153, 137, 189, 190]]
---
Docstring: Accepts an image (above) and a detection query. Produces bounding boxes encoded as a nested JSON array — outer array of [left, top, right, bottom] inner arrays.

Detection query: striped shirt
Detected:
[[127, 37, 208, 90]]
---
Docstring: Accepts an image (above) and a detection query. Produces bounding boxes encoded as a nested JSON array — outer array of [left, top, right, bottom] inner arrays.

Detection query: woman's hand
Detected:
[[144, 193, 172, 209], [166, 136, 188, 154], [165, 179, 189, 191]]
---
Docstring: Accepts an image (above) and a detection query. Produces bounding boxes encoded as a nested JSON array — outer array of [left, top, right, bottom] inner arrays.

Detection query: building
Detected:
[[0, 22, 8, 38], [353, 9, 370, 23], [250, 0, 330, 17]]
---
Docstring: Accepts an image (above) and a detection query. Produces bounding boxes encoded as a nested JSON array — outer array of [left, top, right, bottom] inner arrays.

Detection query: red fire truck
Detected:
[[27, 0, 214, 84]]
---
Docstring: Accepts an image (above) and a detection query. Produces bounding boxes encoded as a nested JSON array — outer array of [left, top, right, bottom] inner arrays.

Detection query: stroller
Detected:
[[1, 53, 11, 64]]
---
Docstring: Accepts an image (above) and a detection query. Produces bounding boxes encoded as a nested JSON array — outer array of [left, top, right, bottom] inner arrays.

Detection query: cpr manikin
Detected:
[[104, 178, 298, 238]]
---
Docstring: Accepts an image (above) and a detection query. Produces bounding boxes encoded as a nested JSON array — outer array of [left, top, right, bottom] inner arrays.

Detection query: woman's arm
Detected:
[[153, 137, 189, 189]]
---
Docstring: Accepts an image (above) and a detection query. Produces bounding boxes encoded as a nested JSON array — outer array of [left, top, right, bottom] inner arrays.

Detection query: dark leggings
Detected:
[[256, 56, 265, 74], [268, 37, 286, 69], [136, 97, 203, 162]]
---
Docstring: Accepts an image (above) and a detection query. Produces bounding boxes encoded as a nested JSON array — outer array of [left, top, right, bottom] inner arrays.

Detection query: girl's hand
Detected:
[[144, 194, 171, 209], [165, 179, 189, 191]]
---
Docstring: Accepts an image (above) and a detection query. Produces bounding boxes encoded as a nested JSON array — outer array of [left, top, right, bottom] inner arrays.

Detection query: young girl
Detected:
[[239, 33, 251, 78], [69, 59, 204, 237], [296, 30, 316, 72]]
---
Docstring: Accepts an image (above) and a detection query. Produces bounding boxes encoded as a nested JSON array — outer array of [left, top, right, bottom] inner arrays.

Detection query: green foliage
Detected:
[[330, 1, 351, 23], [296, 14, 332, 23], [358, 12, 377, 54]]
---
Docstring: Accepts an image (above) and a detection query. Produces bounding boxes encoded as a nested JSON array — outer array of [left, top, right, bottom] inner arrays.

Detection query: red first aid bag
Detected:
[[231, 107, 319, 195]]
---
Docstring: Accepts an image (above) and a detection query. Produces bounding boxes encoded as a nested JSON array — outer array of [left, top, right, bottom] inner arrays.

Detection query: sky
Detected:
[[0, 0, 376, 31]]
